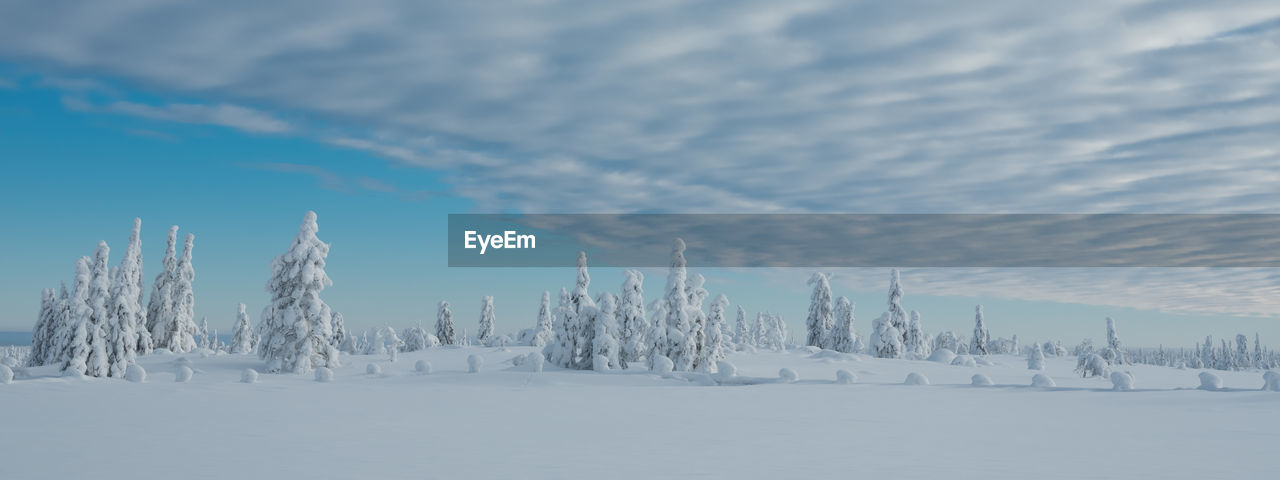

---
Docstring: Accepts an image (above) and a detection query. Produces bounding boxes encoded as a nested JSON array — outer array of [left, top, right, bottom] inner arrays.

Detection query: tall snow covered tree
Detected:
[[763, 313, 787, 351], [887, 269, 907, 345], [970, 305, 990, 355], [115, 218, 152, 357], [870, 312, 902, 358], [330, 311, 346, 348], [805, 272, 834, 348], [230, 303, 254, 354], [63, 257, 94, 375], [830, 296, 858, 353], [1027, 342, 1045, 370], [85, 242, 112, 377], [592, 292, 619, 370], [147, 226, 179, 347], [1101, 316, 1125, 365], [644, 299, 667, 368], [569, 252, 597, 369], [164, 234, 200, 353], [617, 271, 647, 369], [663, 239, 695, 371], [734, 305, 750, 348], [528, 291, 554, 348], [198, 317, 211, 349], [753, 311, 768, 347], [546, 288, 574, 367], [436, 301, 456, 346], [29, 288, 57, 366], [696, 293, 728, 372], [686, 273, 709, 371], [903, 310, 930, 358], [477, 296, 496, 345], [257, 212, 339, 374]]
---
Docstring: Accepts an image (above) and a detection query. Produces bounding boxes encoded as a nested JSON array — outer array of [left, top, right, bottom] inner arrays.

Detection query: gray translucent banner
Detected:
[[447, 214, 1280, 267]]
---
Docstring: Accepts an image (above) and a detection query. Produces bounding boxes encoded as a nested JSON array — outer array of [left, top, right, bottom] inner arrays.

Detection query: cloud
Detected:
[[63, 98, 294, 134], [241, 162, 438, 201]]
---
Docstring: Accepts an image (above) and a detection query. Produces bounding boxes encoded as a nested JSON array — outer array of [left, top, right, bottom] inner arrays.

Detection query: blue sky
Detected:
[[2, 1, 1280, 346]]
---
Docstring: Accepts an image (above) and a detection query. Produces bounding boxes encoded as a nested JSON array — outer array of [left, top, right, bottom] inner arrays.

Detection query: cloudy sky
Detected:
[[2, 0, 1279, 345]]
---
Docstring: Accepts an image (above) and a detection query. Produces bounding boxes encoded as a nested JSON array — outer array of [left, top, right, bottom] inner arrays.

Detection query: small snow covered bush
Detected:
[[174, 366, 193, 383], [836, 369, 856, 384], [525, 352, 544, 373], [241, 369, 259, 384], [714, 361, 737, 381], [1262, 370, 1280, 392], [1110, 371, 1134, 391], [366, 363, 381, 376], [468, 354, 484, 373], [1197, 371, 1222, 391], [315, 367, 333, 382], [778, 368, 799, 383], [0, 365, 12, 384], [904, 372, 929, 385], [1075, 353, 1108, 378], [593, 354, 610, 372], [415, 360, 432, 374], [951, 355, 976, 367], [1031, 373, 1055, 388], [124, 364, 147, 383], [651, 355, 674, 373], [927, 348, 956, 364], [971, 373, 993, 386], [1027, 344, 1045, 370]]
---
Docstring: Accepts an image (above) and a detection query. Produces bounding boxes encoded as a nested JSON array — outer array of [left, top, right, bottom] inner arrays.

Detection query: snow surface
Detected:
[[2, 347, 1279, 479]]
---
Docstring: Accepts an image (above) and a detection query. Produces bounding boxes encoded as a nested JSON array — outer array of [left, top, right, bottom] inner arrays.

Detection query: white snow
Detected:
[[366, 363, 381, 376], [904, 372, 930, 385], [835, 369, 856, 384], [1198, 371, 1222, 391], [174, 365, 193, 383], [1111, 371, 1134, 391], [714, 361, 736, 381], [314, 367, 333, 383], [778, 368, 799, 383], [467, 354, 484, 373], [1032, 373, 1056, 388], [971, 373, 993, 386], [1263, 370, 1280, 392], [415, 359, 432, 374], [2, 348, 1279, 479], [241, 368, 258, 384], [124, 364, 146, 383], [928, 348, 956, 364], [0, 364, 12, 384], [951, 355, 977, 367]]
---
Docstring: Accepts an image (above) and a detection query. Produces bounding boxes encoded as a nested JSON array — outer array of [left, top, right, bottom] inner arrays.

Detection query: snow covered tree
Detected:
[[686, 273, 709, 371], [198, 317, 211, 349], [230, 303, 254, 354], [903, 310, 929, 358], [763, 313, 787, 351], [436, 301, 456, 346], [330, 311, 346, 348], [805, 272, 834, 349], [568, 252, 597, 370], [753, 311, 768, 347], [617, 271, 647, 369], [546, 288, 575, 367], [162, 234, 200, 354], [107, 218, 150, 371], [662, 239, 695, 371], [28, 288, 57, 366], [644, 299, 667, 368], [401, 326, 436, 352], [870, 312, 902, 358], [85, 242, 111, 377], [1100, 316, 1125, 365], [696, 293, 728, 372], [528, 291, 554, 348], [970, 305, 990, 355], [147, 226, 178, 348], [1028, 342, 1045, 370], [887, 269, 908, 345], [592, 292, 619, 370], [62, 257, 94, 375], [257, 212, 339, 374], [734, 305, 750, 348], [1235, 334, 1249, 369], [830, 296, 858, 353], [477, 296, 496, 345], [933, 331, 960, 353]]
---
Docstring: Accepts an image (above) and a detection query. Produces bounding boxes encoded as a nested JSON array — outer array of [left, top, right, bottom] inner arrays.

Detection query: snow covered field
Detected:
[[3, 346, 1277, 479]]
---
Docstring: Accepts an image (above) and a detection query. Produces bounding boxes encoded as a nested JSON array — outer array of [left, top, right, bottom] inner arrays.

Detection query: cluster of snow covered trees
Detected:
[[28, 219, 201, 377], [542, 239, 741, 372]]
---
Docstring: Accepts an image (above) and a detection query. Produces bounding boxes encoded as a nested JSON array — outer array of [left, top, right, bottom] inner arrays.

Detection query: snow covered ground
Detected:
[[3, 346, 1278, 479]]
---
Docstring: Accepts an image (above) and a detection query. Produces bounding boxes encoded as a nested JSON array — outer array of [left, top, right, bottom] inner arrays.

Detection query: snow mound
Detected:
[[714, 361, 737, 381], [1197, 371, 1222, 391], [971, 373, 993, 386], [1111, 371, 1134, 391], [468, 354, 484, 373], [525, 353, 544, 373], [904, 372, 930, 385], [809, 349, 858, 362], [172, 357, 194, 368], [175, 366, 193, 383], [315, 367, 333, 382], [1031, 373, 1055, 388], [415, 360, 432, 374], [651, 355, 674, 373], [1263, 370, 1280, 392], [241, 369, 259, 384], [975, 356, 996, 366], [124, 364, 146, 383], [593, 354, 610, 372], [836, 369, 856, 384], [950, 355, 977, 367], [799, 346, 821, 354], [0, 365, 12, 384], [63, 369, 84, 379], [366, 363, 381, 376], [778, 368, 799, 383], [927, 348, 956, 364]]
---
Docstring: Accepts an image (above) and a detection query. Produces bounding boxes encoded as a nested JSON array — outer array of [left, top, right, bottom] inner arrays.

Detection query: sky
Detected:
[[2, 1, 1280, 347]]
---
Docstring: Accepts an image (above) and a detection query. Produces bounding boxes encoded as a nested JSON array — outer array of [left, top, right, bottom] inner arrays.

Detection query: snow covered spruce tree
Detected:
[[330, 311, 346, 348], [525, 291, 555, 348], [830, 296, 858, 353], [163, 234, 200, 353], [695, 293, 728, 372], [62, 257, 94, 375], [1028, 342, 1045, 370], [806, 272, 834, 349], [147, 226, 179, 348], [29, 288, 59, 366], [544, 252, 598, 370], [1101, 316, 1126, 365], [85, 242, 112, 377], [617, 271, 647, 369], [887, 269, 908, 345], [106, 218, 150, 373], [970, 305, 991, 355], [870, 312, 902, 358], [258, 212, 340, 374], [752, 311, 768, 348], [547, 288, 574, 367], [764, 313, 787, 351], [230, 303, 255, 354], [436, 301, 456, 346], [477, 296, 496, 345], [903, 310, 930, 358], [686, 273, 709, 371], [662, 239, 696, 371], [644, 299, 667, 367], [734, 305, 750, 348], [198, 317, 211, 349], [592, 292, 620, 370]]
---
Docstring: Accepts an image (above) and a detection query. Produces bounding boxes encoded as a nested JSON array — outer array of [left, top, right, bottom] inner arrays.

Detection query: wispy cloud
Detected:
[[240, 162, 439, 201], [62, 97, 293, 134]]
